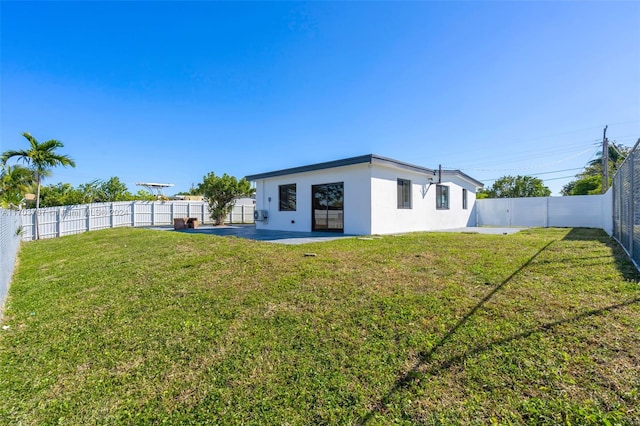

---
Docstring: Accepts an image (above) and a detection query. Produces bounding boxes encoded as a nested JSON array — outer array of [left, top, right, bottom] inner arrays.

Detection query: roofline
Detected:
[[245, 154, 374, 181], [245, 154, 483, 187], [246, 154, 438, 181], [441, 170, 485, 188]]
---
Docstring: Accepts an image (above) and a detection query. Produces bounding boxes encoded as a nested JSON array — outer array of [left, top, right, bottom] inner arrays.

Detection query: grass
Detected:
[[0, 227, 639, 425]]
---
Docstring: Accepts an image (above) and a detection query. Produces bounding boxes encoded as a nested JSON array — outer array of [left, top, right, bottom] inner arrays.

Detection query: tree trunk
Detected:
[[35, 174, 41, 240], [216, 213, 226, 226]]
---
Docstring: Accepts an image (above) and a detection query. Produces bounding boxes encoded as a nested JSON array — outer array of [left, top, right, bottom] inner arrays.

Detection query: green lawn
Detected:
[[1, 227, 639, 425]]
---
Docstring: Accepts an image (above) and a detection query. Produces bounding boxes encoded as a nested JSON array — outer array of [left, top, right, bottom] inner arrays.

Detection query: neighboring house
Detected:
[[245, 154, 484, 235], [172, 195, 255, 207], [233, 197, 256, 206]]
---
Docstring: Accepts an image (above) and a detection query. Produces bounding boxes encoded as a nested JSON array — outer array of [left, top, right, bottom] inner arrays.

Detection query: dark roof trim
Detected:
[[245, 154, 483, 187], [245, 154, 375, 181]]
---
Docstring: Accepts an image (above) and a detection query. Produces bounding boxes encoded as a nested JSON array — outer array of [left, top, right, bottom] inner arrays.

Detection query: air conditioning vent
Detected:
[[253, 209, 269, 221]]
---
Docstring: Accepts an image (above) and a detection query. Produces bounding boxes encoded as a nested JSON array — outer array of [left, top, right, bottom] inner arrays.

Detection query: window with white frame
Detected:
[[436, 185, 449, 209], [397, 178, 412, 209]]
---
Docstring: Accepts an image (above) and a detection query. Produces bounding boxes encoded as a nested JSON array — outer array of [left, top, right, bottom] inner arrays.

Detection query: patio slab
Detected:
[[147, 224, 524, 244], [166, 225, 355, 244]]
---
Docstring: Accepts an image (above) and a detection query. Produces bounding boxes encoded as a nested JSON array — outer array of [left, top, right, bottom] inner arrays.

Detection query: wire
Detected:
[[425, 125, 638, 179], [544, 175, 582, 182], [445, 146, 598, 172], [483, 167, 585, 181], [482, 174, 579, 184]]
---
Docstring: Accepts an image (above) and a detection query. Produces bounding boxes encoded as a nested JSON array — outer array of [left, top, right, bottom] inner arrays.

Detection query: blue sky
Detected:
[[1, 1, 639, 196]]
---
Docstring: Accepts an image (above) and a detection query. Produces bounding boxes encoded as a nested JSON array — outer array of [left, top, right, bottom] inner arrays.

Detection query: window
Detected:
[[279, 184, 296, 211], [436, 185, 449, 209], [397, 179, 412, 209], [462, 188, 468, 210]]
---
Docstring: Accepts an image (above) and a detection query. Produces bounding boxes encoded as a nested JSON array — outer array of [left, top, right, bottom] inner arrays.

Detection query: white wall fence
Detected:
[[476, 193, 613, 234], [19, 201, 256, 241], [1, 209, 22, 315]]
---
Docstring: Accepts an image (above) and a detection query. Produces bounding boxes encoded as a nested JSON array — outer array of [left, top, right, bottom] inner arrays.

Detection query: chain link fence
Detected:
[[1, 209, 22, 316], [612, 138, 640, 269]]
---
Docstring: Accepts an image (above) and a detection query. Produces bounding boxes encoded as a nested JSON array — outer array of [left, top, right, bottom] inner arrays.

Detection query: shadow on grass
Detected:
[[562, 227, 640, 281], [358, 233, 640, 424], [359, 240, 555, 424]]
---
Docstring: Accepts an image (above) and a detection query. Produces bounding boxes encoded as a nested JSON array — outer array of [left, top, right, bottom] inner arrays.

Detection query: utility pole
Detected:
[[602, 125, 609, 193]]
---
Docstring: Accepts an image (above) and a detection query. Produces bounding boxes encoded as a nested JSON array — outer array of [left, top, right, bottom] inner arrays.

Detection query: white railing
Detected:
[[19, 201, 256, 241]]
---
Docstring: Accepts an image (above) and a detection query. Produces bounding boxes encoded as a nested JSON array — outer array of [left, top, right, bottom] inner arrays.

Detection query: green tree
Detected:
[[562, 142, 630, 196], [198, 172, 254, 225], [37, 178, 136, 206], [479, 175, 551, 198], [98, 177, 133, 202], [587, 142, 629, 171], [2, 132, 76, 239], [39, 182, 85, 207], [0, 164, 35, 208], [78, 180, 103, 204], [569, 175, 602, 195], [133, 189, 156, 201]]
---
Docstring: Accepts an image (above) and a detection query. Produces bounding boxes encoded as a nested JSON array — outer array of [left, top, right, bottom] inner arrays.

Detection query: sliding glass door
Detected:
[[311, 182, 344, 232]]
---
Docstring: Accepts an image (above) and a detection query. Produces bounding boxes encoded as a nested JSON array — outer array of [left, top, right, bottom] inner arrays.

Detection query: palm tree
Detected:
[[0, 164, 35, 209], [587, 142, 629, 176], [2, 132, 75, 239]]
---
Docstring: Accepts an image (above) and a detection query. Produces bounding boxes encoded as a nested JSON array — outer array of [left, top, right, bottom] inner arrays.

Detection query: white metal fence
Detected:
[[19, 201, 255, 241], [1, 209, 22, 315], [477, 194, 613, 233], [612, 138, 640, 268]]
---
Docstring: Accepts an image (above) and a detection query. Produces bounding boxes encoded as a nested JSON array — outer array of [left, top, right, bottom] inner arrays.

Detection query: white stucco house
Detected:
[[245, 154, 484, 235]]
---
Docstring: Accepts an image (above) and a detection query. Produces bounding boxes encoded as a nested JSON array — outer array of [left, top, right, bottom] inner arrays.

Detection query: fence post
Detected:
[[545, 197, 549, 228], [86, 205, 91, 232], [629, 150, 634, 259], [151, 202, 155, 226], [110, 203, 114, 229], [132, 202, 136, 227], [57, 208, 62, 238], [202, 202, 206, 224], [29, 210, 33, 241], [242, 205, 245, 224]]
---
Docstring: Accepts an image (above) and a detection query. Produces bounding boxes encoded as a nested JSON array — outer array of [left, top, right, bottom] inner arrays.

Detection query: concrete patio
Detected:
[[158, 224, 355, 244], [148, 224, 524, 244]]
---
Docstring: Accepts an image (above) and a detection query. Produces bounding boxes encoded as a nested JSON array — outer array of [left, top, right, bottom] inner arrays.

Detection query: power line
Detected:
[[530, 167, 585, 176], [544, 175, 583, 182], [445, 146, 597, 172], [482, 174, 579, 184], [483, 167, 585, 181]]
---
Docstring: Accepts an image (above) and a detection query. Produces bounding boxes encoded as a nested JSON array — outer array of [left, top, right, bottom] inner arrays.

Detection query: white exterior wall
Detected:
[[370, 166, 477, 234], [253, 162, 480, 236], [254, 164, 372, 235]]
